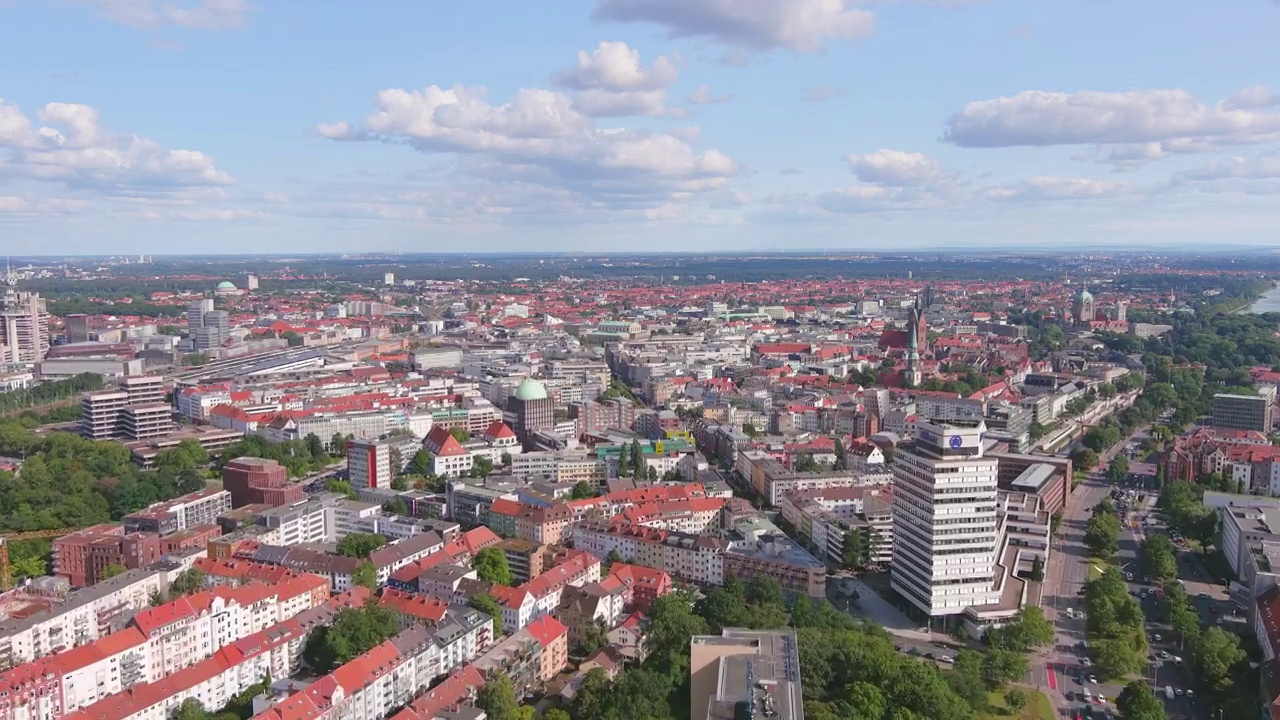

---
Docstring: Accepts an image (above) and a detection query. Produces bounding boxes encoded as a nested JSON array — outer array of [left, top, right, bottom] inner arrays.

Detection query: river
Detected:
[[1249, 283, 1280, 314]]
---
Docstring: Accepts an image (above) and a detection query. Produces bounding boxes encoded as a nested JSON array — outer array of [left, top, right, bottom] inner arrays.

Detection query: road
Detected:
[[1034, 426, 1153, 715]]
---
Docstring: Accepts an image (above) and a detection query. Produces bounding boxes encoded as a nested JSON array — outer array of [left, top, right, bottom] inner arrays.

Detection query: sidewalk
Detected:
[[838, 577, 935, 642]]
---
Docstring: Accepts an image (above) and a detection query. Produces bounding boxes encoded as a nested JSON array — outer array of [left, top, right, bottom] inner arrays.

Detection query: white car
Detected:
[[1175, 688, 1184, 697], [938, 655, 954, 664], [1153, 633, 1162, 641]]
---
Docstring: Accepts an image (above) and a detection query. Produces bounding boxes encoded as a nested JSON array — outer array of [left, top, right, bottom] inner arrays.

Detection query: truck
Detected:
[[1164, 686, 1174, 700]]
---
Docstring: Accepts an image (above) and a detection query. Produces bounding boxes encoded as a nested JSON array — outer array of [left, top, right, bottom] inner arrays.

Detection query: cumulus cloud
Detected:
[[982, 176, 1135, 202], [592, 0, 874, 52], [817, 185, 928, 213], [319, 83, 739, 208], [0, 97, 233, 196], [944, 87, 1280, 169], [70, 0, 253, 31], [553, 42, 679, 118], [846, 149, 953, 187], [687, 85, 732, 105]]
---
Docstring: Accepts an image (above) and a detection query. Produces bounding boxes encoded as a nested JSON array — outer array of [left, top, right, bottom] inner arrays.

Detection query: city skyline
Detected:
[[1, 1, 1279, 254]]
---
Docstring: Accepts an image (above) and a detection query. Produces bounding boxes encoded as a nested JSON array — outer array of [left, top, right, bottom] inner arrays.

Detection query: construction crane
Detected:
[[0, 529, 80, 591]]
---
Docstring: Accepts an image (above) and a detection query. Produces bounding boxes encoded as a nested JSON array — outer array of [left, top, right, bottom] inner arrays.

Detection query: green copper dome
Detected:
[[513, 378, 548, 401], [216, 281, 237, 290]]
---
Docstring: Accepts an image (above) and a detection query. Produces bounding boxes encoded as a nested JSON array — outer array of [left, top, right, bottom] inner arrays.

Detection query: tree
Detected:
[[326, 478, 358, 499], [1117, 681, 1167, 720], [170, 567, 206, 596], [352, 561, 377, 591], [1070, 447, 1100, 472], [449, 427, 471, 443], [833, 437, 847, 471], [331, 433, 349, 455], [337, 533, 389, 558], [389, 447, 404, 479], [1030, 555, 1044, 581], [575, 619, 609, 656], [1108, 454, 1131, 484], [1191, 626, 1246, 694], [476, 673, 519, 720], [1140, 536, 1178, 583], [382, 497, 409, 515], [500, 452, 512, 467], [471, 455, 493, 478], [617, 442, 630, 472], [630, 439, 645, 479], [571, 481, 596, 500], [304, 433, 326, 462], [604, 549, 623, 571], [543, 709, 571, 720], [177, 698, 208, 720], [794, 454, 819, 472], [1084, 509, 1121, 559], [742, 421, 759, 437], [469, 593, 503, 620], [473, 547, 515, 586], [982, 648, 1029, 688], [989, 606, 1054, 652], [842, 530, 869, 571], [101, 563, 126, 580], [408, 449, 433, 476], [1005, 688, 1028, 711], [303, 603, 399, 672]]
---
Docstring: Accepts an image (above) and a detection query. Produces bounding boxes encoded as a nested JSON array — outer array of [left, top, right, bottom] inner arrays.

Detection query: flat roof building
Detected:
[[690, 629, 803, 720]]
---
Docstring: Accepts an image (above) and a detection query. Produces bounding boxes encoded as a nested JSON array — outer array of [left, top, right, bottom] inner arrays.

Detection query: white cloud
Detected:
[[804, 85, 847, 103], [1176, 153, 1280, 182], [554, 42, 679, 118], [0, 97, 233, 195], [320, 83, 739, 208], [817, 186, 933, 213], [846, 149, 952, 187], [944, 87, 1280, 153], [592, 0, 874, 52], [70, 0, 252, 31], [1225, 85, 1280, 111], [687, 85, 732, 105], [983, 176, 1135, 201]]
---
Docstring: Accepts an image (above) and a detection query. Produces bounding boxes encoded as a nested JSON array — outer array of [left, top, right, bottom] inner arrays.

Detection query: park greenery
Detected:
[[554, 573, 1049, 720], [1138, 536, 1178, 585], [302, 601, 399, 673], [1083, 567, 1148, 679], [0, 422, 211, 579], [1116, 681, 1167, 720], [1156, 481, 1218, 547]]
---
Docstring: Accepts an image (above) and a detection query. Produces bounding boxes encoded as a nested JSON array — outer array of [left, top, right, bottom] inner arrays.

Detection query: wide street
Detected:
[[1035, 425, 1236, 720]]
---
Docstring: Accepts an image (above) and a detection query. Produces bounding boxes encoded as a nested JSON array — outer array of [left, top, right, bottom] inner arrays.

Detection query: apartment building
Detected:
[[121, 489, 232, 536], [250, 627, 439, 720], [0, 569, 166, 668], [375, 592, 495, 679], [57, 589, 367, 720], [605, 563, 673, 612], [53, 523, 222, 588], [511, 450, 606, 485], [0, 576, 331, 720], [573, 522, 726, 588], [780, 485, 894, 568], [736, 451, 890, 506]]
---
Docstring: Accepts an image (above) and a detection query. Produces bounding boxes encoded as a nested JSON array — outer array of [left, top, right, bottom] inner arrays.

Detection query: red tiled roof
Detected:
[[525, 615, 568, 648]]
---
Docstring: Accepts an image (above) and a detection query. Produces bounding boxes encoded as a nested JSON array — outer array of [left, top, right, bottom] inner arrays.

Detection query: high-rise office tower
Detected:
[[0, 269, 50, 364], [195, 310, 230, 350], [246, 274, 259, 291], [187, 298, 214, 331], [891, 419, 1001, 618]]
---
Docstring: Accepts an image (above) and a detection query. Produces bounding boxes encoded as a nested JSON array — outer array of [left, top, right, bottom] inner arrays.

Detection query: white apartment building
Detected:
[[891, 420, 1004, 618], [572, 524, 725, 587], [0, 569, 166, 667]]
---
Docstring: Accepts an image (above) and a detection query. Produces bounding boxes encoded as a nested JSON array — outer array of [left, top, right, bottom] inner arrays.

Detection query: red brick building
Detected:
[[221, 457, 304, 508]]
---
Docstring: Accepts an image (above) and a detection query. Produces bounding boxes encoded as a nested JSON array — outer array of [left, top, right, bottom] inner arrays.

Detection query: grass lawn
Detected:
[[980, 689, 1054, 720], [1086, 557, 1114, 581]]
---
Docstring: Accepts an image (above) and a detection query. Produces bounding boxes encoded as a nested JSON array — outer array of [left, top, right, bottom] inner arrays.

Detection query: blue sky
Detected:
[[1, 0, 1278, 255]]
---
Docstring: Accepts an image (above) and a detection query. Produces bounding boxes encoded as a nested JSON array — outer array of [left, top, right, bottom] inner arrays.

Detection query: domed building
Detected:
[[509, 377, 552, 450], [214, 280, 241, 296]]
